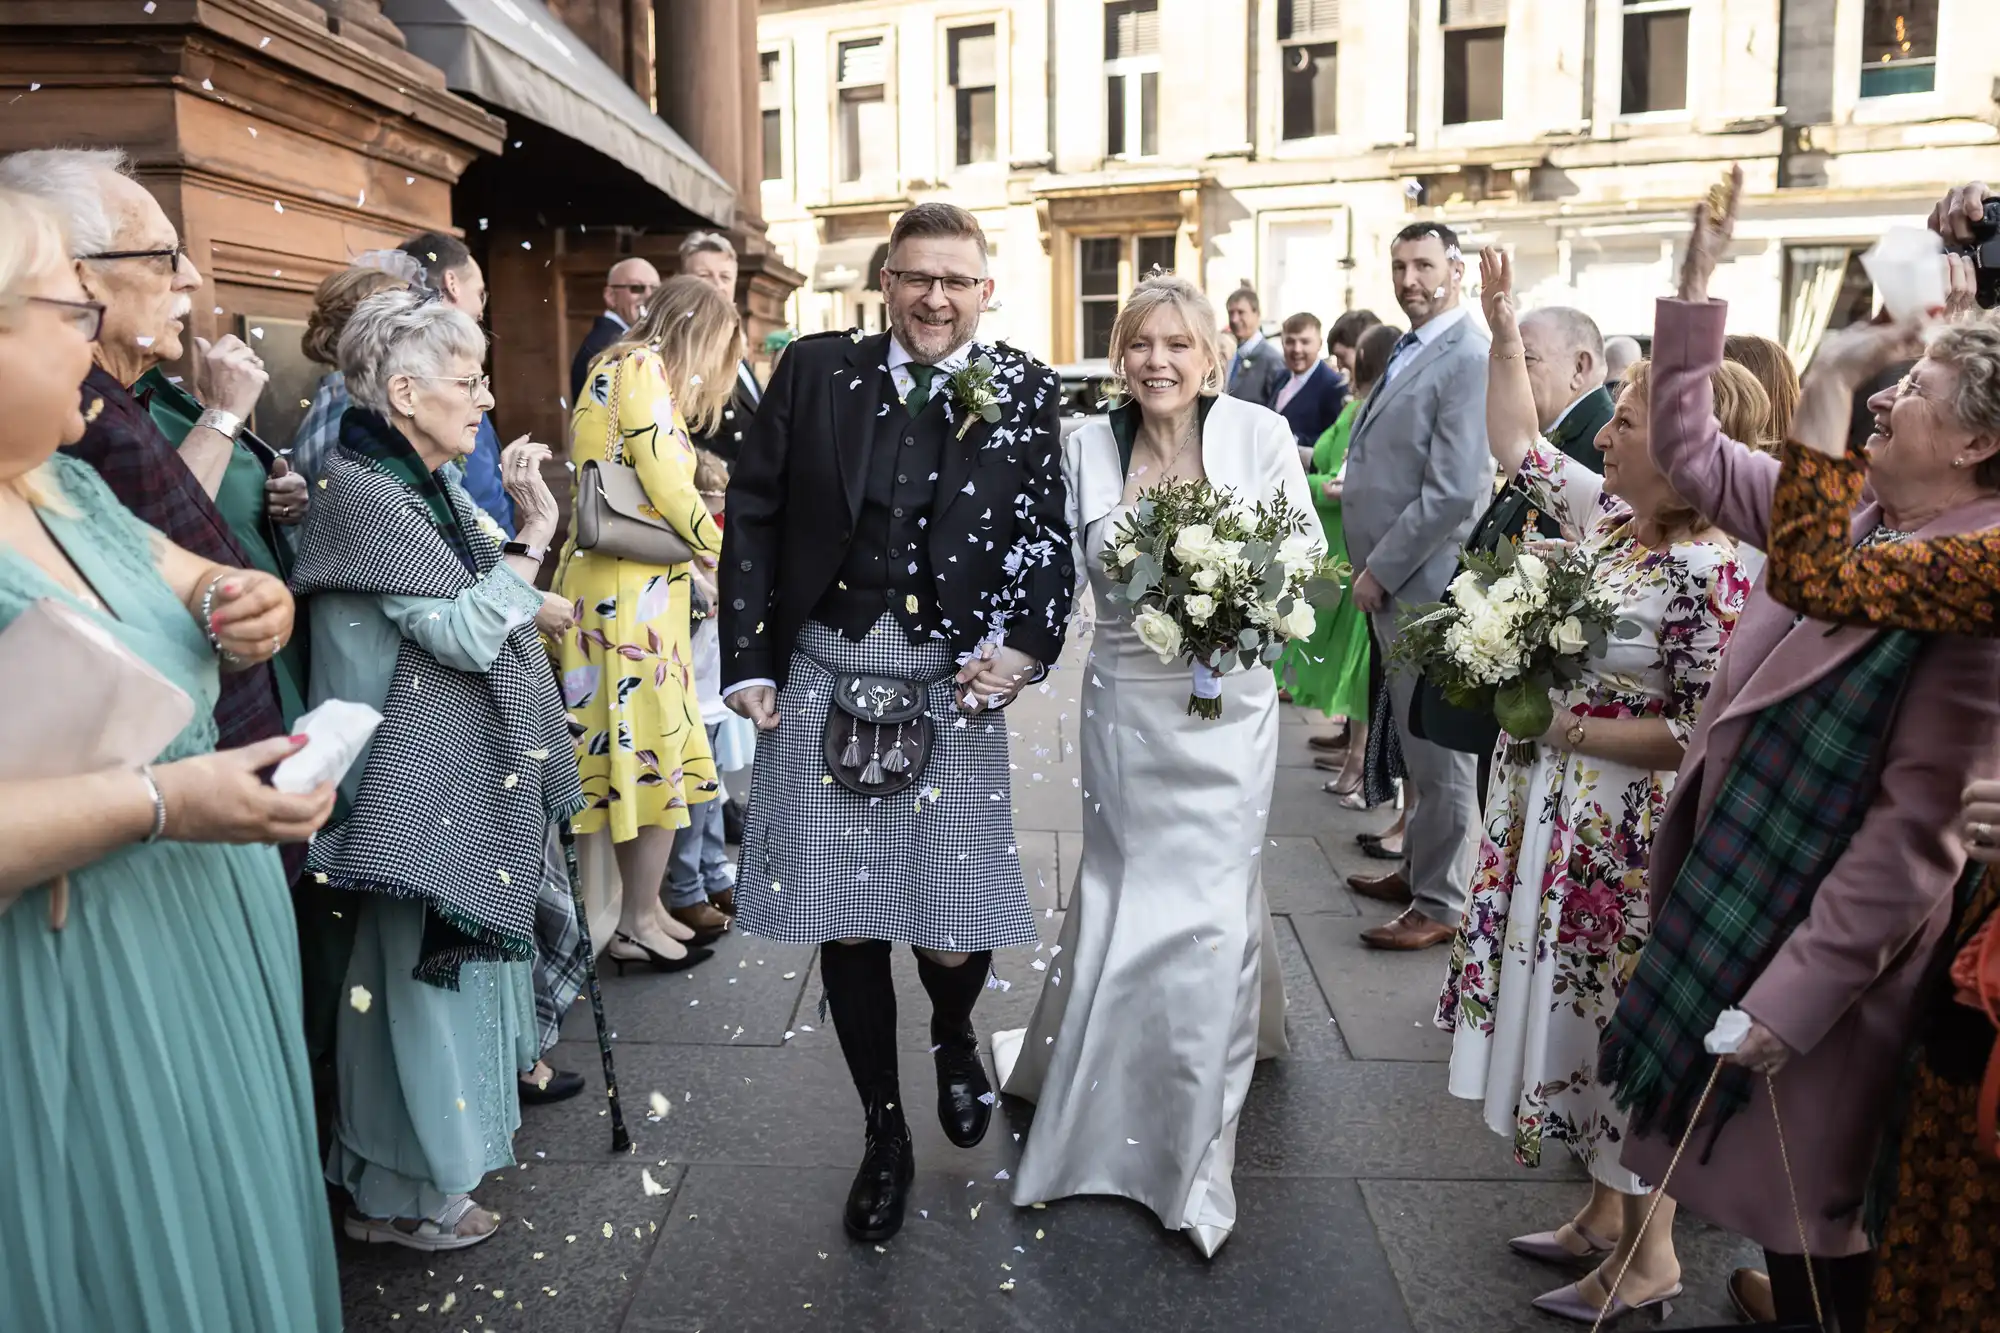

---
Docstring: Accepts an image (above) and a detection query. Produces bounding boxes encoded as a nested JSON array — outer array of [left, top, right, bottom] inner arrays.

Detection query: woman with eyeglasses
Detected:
[[555, 274, 741, 970], [289, 287, 587, 1251], [0, 189, 344, 1329]]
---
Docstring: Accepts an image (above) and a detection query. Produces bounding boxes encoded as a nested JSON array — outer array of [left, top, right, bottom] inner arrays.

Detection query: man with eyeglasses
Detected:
[[0, 147, 304, 753], [720, 201, 1072, 1245], [569, 256, 660, 404], [397, 231, 516, 536]]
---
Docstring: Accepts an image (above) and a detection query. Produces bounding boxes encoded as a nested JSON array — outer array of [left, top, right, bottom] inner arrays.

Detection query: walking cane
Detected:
[[558, 817, 631, 1153]]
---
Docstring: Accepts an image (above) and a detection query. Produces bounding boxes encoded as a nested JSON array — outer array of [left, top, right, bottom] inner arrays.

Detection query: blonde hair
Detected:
[[304, 266, 411, 367], [0, 187, 80, 509], [1723, 334, 1800, 445], [1104, 274, 1225, 399], [1618, 358, 1772, 535], [605, 274, 744, 435]]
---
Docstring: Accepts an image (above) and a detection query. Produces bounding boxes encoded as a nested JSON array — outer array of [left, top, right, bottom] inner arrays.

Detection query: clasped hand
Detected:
[[955, 643, 1041, 714], [198, 568, 295, 667]]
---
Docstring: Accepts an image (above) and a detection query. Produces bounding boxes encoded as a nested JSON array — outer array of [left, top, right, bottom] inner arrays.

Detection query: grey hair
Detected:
[[1523, 306, 1606, 367], [338, 288, 487, 417], [0, 147, 133, 258], [678, 230, 736, 261], [1604, 335, 1643, 378], [1928, 317, 2000, 489]]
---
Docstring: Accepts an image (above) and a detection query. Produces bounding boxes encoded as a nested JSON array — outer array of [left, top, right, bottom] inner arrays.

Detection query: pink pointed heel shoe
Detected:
[[1530, 1278, 1682, 1325], [1507, 1222, 1616, 1266]]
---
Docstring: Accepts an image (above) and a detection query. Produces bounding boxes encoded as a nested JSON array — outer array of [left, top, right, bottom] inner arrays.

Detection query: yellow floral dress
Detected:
[[556, 348, 723, 841]]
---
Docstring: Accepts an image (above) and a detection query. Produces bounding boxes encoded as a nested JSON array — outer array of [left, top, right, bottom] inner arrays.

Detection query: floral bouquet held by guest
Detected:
[[1393, 535, 1628, 760], [1099, 477, 1338, 718]]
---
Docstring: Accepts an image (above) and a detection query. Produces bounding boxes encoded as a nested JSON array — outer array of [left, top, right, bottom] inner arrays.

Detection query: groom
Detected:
[[720, 202, 1072, 1243]]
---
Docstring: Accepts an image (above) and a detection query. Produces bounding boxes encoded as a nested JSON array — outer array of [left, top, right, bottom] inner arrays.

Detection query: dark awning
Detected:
[[382, 0, 735, 225]]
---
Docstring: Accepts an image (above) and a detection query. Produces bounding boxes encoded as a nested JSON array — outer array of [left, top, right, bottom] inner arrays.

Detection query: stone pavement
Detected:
[[338, 630, 1757, 1332]]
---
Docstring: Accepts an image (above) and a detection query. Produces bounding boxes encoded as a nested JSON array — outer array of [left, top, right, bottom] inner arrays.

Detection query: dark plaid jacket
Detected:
[[63, 365, 285, 755]]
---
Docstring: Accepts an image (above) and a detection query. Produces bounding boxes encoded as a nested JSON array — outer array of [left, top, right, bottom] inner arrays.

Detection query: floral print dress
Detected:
[[555, 348, 723, 842], [1434, 442, 1747, 1191]]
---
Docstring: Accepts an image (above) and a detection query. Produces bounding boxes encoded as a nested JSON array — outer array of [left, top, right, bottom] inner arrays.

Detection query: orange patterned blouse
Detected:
[[1765, 440, 2000, 634]]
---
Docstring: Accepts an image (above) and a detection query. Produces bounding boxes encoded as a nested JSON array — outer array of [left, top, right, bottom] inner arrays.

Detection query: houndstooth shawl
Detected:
[[291, 447, 587, 988]]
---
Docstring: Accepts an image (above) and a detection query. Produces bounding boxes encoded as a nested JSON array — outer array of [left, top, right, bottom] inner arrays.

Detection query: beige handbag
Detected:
[[573, 356, 695, 566]]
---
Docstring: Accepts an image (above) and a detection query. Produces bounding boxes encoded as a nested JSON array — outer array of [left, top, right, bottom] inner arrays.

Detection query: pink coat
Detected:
[[1621, 299, 2000, 1255]]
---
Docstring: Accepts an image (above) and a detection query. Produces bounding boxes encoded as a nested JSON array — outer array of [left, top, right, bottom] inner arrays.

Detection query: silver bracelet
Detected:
[[137, 765, 167, 843], [195, 407, 245, 443], [198, 573, 228, 653]]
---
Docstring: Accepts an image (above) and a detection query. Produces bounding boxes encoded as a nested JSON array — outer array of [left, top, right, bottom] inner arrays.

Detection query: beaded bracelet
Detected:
[[197, 572, 228, 653], [137, 764, 167, 843]]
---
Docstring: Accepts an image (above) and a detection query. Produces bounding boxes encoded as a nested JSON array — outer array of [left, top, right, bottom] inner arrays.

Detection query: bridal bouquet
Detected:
[[1100, 478, 1345, 719], [1392, 538, 1626, 758]]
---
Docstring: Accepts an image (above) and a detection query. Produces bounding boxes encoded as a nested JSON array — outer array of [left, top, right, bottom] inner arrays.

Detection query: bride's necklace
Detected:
[[1132, 418, 1200, 486]]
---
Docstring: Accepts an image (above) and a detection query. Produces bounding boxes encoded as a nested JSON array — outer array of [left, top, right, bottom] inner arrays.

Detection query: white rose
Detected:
[[1278, 600, 1318, 640], [1190, 567, 1220, 591], [1113, 543, 1140, 567], [1131, 606, 1184, 662], [1277, 532, 1319, 575], [1183, 593, 1218, 625], [1488, 574, 1523, 608], [1548, 615, 1589, 656], [1247, 600, 1282, 627], [1449, 570, 1489, 611], [1514, 550, 1548, 585], [1171, 524, 1220, 568]]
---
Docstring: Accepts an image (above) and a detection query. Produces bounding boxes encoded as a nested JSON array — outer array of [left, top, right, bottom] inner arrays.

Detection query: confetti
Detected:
[[649, 1091, 669, 1119], [348, 985, 372, 1013]]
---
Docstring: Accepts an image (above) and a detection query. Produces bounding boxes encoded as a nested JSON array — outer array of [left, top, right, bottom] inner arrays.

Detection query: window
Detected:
[[836, 38, 893, 184], [1077, 234, 1174, 357], [1279, 0, 1339, 140], [1860, 0, 1937, 97], [1440, 0, 1506, 125], [949, 25, 998, 166], [759, 51, 784, 181], [1621, 2, 1688, 113], [1104, 1, 1160, 159]]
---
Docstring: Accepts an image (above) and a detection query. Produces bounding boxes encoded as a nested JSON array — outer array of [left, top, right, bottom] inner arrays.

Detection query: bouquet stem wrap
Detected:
[[1188, 660, 1223, 719]]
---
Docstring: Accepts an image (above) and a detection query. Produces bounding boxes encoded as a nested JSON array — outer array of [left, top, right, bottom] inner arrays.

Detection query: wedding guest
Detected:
[[1270, 312, 1349, 449], [0, 185, 341, 1332], [0, 148, 293, 752], [1516, 305, 1614, 467], [397, 230, 514, 534], [1599, 172, 2000, 1333], [1724, 333, 1800, 444], [678, 231, 763, 465], [1756, 300, 2000, 1333], [1000, 272, 1318, 1256], [668, 448, 741, 926], [1326, 308, 1380, 385], [293, 259, 414, 483], [1604, 335, 1642, 397], [292, 287, 586, 1251], [1436, 247, 1757, 1323], [1341, 222, 1493, 950], [557, 274, 736, 970], [1224, 285, 1286, 403], [1289, 321, 1396, 800], [569, 256, 660, 405]]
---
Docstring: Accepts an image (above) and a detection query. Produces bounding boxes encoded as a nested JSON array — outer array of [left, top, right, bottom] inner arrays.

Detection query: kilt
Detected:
[[735, 616, 1040, 952]]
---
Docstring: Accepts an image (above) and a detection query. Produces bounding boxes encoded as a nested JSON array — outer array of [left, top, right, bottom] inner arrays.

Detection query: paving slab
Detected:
[[1291, 912, 1456, 1062], [1261, 835, 1358, 917], [622, 1166, 1414, 1333], [559, 928, 817, 1048]]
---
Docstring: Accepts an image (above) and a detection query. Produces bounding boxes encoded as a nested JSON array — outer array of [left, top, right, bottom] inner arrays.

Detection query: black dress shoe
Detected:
[[931, 1025, 992, 1148], [844, 1103, 915, 1243], [519, 1068, 586, 1104]]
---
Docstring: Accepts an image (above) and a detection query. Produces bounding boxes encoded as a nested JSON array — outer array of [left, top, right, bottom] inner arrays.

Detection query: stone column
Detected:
[[736, 0, 766, 234], [657, 0, 743, 227]]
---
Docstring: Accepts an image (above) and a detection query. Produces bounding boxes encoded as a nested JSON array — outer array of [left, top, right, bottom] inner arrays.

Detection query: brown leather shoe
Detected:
[[1307, 729, 1350, 752], [1726, 1268, 1775, 1323], [1346, 869, 1412, 904], [671, 902, 731, 938], [1359, 908, 1455, 951], [708, 887, 735, 918]]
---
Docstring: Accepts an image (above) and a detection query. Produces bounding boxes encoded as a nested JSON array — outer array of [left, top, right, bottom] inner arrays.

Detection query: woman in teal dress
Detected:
[[0, 189, 341, 1331], [292, 287, 585, 1250], [1277, 324, 1391, 796]]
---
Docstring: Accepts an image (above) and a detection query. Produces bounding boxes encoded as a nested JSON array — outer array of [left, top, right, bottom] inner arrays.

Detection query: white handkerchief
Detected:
[[1703, 1006, 1753, 1055], [271, 699, 383, 794], [1860, 227, 1947, 324]]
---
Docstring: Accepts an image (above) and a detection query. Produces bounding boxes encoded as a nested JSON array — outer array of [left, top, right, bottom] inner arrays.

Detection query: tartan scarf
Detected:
[[290, 446, 586, 988], [1600, 629, 1924, 1143], [336, 406, 477, 571]]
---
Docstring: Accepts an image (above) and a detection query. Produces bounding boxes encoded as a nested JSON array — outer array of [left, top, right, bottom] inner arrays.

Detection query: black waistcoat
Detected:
[[814, 376, 945, 642]]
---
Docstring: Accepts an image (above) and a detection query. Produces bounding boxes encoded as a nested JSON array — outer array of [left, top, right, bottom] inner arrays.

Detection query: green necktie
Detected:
[[904, 363, 939, 417]]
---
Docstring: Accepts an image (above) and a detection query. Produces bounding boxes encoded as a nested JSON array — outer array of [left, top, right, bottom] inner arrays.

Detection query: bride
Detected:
[[997, 274, 1318, 1256]]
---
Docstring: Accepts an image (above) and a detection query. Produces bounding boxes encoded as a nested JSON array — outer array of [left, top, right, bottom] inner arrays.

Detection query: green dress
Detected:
[[0, 455, 340, 1332], [1277, 398, 1372, 717], [308, 454, 542, 1223]]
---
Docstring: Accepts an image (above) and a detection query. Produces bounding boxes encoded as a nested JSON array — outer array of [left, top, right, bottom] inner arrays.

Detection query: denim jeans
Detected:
[[667, 726, 736, 908]]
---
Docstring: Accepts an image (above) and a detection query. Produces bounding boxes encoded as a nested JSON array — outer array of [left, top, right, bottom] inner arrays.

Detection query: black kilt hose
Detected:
[[736, 618, 1039, 950]]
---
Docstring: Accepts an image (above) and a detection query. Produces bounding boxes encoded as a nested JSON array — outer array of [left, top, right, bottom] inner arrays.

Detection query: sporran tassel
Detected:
[[859, 754, 886, 786], [880, 723, 910, 774], [839, 719, 863, 769]]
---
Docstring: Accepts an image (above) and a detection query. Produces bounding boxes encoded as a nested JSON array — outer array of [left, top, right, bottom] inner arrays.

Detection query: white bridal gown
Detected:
[[996, 395, 1314, 1257]]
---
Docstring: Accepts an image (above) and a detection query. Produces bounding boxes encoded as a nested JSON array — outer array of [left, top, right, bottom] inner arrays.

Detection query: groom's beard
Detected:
[[890, 302, 979, 365]]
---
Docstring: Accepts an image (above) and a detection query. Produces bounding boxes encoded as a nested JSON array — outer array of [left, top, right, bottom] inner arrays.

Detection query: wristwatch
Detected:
[[502, 540, 547, 562], [1564, 720, 1588, 749], [195, 407, 245, 443]]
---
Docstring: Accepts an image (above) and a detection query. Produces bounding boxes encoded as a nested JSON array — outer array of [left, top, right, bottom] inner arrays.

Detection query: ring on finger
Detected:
[[1972, 821, 1996, 844]]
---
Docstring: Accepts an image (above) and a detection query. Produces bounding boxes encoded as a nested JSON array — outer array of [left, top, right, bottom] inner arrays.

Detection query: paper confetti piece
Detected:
[[649, 1091, 669, 1119], [348, 985, 372, 1013], [641, 1168, 668, 1196]]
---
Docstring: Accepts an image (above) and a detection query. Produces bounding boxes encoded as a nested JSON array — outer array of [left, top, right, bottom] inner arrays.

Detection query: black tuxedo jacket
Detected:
[[721, 330, 1074, 689], [569, 313, 626, 404], [689, 359, 761, 465]]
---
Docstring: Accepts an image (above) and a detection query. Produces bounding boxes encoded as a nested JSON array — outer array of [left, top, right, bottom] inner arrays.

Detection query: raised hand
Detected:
[[1929, 181, 1993, 246], [1479, 246, 1519, 352], [1946, 252, 1981, 322], [193, 333, 270, 419], [500, 435, 559, 542], [1678, 164, 1742, 303]]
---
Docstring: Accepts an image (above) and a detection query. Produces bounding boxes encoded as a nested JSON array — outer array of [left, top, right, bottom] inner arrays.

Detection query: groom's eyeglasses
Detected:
[[886, 269, 983, 297]]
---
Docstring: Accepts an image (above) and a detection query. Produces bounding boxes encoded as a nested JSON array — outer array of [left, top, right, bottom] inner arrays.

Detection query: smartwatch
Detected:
[[502, 540, 547, 562]]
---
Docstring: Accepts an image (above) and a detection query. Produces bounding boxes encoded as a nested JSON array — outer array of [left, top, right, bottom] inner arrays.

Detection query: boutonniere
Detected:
[[945, 355, 1004, 441]]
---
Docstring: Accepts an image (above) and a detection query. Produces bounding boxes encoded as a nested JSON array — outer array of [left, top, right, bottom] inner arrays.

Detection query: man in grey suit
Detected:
[[1340, 222, 1492, 951], [1224, 286, 1287, 403]]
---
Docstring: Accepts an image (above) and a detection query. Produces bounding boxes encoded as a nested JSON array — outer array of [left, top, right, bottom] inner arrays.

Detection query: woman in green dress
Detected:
[[1278, 318, 1396, 797], [0, 189, 342, 1331]]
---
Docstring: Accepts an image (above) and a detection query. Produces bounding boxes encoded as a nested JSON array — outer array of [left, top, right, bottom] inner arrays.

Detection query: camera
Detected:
[[1959, 197, 2000, 309]]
